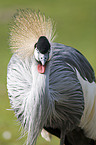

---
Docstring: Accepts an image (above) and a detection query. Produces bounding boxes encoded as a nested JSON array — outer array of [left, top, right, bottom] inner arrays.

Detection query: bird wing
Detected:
[[48, 43, 95, 131], [51, 43, 95, 83]]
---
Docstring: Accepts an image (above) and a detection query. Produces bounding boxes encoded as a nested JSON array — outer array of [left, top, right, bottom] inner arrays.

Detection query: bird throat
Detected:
[[37, 64, 46, 74]]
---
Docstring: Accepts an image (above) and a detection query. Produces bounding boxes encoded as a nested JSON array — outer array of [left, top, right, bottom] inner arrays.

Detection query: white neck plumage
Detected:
[[26, 58, 51, 145]]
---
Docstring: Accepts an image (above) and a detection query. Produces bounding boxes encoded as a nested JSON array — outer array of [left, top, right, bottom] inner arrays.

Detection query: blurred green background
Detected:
[[0, 0, 96, 145]]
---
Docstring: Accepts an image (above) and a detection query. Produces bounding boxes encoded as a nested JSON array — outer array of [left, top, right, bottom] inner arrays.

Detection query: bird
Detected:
[[7, 9, 96, 145]]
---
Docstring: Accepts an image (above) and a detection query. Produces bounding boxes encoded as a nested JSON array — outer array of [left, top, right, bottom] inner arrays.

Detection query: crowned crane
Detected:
[[7, 9, 96, 145]]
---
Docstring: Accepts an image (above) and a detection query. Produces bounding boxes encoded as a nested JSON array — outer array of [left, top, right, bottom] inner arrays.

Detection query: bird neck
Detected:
[[32, 60, 50, 96], [28, 59, 51, 144]]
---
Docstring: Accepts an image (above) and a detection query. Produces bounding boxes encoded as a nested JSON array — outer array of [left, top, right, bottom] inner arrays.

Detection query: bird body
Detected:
[[7, 9, 96, 145]]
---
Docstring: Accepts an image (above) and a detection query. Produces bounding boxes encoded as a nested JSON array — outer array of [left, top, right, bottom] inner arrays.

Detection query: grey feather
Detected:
[[46, 43, 85, 131], [51, 43, 95, 83]]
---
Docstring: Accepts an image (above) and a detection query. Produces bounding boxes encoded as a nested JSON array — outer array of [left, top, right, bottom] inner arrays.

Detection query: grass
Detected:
[[0, 0, 96, 144]]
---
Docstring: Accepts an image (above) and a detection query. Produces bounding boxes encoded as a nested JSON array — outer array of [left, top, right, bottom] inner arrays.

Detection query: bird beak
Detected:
[[40, 59, 46, 66], [39, 54, 47, 66]]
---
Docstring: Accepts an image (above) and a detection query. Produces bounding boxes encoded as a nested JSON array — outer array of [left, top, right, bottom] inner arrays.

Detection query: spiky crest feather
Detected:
[[9, 9, 56, 58]]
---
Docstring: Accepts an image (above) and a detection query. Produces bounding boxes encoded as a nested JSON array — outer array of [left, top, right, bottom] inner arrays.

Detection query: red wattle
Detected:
[[37, 64, 46, 74]]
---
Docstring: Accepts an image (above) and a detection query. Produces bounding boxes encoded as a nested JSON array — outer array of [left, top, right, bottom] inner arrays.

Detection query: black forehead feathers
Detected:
[[35, 36, 50, 54]]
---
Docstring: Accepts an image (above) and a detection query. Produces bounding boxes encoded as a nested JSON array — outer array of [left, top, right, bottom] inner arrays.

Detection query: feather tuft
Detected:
[[9, 9, 56, 58]]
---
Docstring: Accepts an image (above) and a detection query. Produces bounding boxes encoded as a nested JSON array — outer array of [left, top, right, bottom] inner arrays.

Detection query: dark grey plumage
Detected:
[[51, 43, 95, 83], [43, 43, 95, 144], [44, 127, 95, 145]]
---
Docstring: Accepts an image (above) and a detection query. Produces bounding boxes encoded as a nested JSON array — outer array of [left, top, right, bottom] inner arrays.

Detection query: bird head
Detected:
[[34, 36, 52, 74], [9, 9, 55, 73]]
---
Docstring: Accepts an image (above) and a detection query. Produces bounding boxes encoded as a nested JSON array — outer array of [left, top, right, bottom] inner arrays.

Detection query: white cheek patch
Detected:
[[34, 48, 39, 61], [48, 48, 52, 61]]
